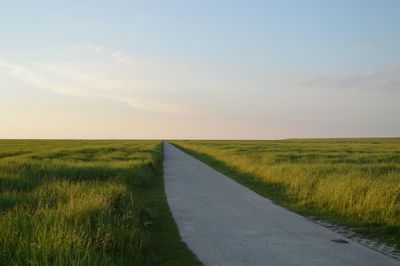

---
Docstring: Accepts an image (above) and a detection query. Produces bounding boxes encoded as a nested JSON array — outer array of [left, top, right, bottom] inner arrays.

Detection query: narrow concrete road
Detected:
[[163, 141, 399, 266]]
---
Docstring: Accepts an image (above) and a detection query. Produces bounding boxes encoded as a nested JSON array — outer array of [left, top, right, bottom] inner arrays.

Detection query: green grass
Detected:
[[0, 140, 200, 265], [171, 138, 400, 247]]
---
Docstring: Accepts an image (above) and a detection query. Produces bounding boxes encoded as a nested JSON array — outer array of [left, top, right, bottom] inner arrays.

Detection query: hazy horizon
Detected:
[[1, 1, 400, 139]]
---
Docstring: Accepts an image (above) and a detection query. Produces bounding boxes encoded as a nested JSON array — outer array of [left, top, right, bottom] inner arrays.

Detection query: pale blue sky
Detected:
[[1, 0, 399, 139]]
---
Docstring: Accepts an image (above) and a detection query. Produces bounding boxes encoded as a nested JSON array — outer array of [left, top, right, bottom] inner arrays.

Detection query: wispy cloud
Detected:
[[290, 66, 400, 92], [0, 62, 77, 95], [0, 47, 189, 114], [85, 45, 134, 63], [138, 15, 161, 20]]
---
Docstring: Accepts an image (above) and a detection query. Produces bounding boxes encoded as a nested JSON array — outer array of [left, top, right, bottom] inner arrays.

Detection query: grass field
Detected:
[[171, 138, 400, 247], [0, 140, 200, 265]]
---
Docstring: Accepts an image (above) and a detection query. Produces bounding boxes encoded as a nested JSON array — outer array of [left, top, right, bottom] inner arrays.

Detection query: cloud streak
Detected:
[[0, 47, 189, 114], [85, 45, 135, 63], [138, 15, 161, 20], [291, 66, 400, 91]]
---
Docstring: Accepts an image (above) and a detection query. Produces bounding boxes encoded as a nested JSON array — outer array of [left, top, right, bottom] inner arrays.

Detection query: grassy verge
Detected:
[[171, 139, 400, 248], [0, 140, 200, 265]]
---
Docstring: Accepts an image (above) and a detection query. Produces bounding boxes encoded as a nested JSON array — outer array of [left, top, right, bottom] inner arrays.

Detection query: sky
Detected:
[[1, 0, 400, 139]]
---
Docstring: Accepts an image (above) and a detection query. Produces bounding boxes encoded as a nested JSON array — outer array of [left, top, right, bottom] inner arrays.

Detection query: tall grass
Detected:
[[172, 139, 400, 246], [0, 140, 199, 265]]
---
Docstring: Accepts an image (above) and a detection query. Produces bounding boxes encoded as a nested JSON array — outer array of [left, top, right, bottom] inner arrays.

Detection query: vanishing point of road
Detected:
[[163, 141, 399, 266]]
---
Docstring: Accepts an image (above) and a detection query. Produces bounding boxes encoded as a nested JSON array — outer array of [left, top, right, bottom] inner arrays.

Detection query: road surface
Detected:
[[163, 141, 399, 266]]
